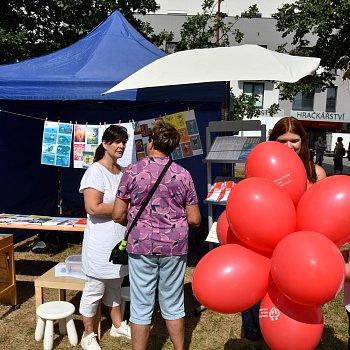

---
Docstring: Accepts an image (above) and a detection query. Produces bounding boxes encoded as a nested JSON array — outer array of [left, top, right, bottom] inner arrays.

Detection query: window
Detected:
[[326, 87, 337, 112], [243, 82, 264, 108], [165, 42, 177, 54], [292, 91, 314, 111], [241, 12, 262, 18]]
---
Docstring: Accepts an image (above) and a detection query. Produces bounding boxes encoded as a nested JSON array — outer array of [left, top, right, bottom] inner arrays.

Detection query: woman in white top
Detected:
[[79, 125, 130, 350]]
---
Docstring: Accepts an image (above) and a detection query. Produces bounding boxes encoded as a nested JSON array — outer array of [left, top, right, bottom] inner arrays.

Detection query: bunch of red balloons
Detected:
[[192, 141, 349, 350]]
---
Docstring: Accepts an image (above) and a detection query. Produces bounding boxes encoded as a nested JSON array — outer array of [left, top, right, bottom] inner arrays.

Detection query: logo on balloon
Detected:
[[269, 307, 280, 321]]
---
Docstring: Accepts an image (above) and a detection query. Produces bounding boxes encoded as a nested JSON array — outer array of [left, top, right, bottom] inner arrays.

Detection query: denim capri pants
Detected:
[[128, 254, 187, 325]]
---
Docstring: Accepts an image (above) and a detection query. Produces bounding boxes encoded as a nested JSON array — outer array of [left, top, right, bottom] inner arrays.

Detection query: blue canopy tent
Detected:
[[0, 11, 225, 225]]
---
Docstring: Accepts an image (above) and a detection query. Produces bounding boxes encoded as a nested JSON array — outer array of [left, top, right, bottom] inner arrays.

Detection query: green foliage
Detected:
[[272, 0, 350, 100], [233, 93, 280, 120], [177, 0, 258, 50], [177, 0, 268, 120], [0, 0, 162, 64]]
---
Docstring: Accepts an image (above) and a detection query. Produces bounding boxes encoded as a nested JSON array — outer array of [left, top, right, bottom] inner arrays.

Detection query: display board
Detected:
[[133, 109, 203, 161], [205, 136, 261, 162]]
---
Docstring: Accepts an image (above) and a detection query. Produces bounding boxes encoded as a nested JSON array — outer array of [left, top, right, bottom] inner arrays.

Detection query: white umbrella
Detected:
[[103, 44, 320, 94]]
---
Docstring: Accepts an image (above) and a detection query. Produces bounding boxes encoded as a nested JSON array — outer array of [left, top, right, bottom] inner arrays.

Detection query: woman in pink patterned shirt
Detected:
[[113, 120, 201, 350]]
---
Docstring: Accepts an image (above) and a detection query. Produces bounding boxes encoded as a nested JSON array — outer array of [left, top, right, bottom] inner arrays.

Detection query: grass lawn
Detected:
[[0, 233, 348, 350]]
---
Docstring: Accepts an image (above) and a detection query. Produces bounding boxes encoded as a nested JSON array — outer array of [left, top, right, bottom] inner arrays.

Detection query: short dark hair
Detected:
[[94, 125, 129, 162], [149, 120, 180, 156]]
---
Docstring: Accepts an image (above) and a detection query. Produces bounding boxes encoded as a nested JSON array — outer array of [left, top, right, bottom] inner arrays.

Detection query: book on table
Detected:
[[0, 213, 16, 224], [41, 217, 70, 226], [73, 218, 87, 227], [3, 214, 40, 225], [27, 215, 52, 225]]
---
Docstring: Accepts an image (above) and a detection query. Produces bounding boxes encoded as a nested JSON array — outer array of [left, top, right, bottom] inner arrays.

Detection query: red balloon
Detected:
[[192, 244, 271, 313], [226, 177, 296, 253], [297, 175, 350, 246], [271, 231, 344, 306], [217, 210, 238, 244], [217, 210, 273, 258], [259, 283, 324, 350], [245, 141, 307, 206]]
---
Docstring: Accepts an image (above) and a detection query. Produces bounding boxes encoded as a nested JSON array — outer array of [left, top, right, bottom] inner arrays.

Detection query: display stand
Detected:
[[203, 120, 266, 249], [0, 234, 17, 306]]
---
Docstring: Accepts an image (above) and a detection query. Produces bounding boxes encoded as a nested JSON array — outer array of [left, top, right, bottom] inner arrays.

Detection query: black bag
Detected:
[[109, 239, 128, 265], [109, 158, 172, 266], [340, 147, 346, 157]]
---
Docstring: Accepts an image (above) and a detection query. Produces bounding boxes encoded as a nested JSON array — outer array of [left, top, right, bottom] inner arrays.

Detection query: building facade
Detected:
[[136, 1, 350, 149]]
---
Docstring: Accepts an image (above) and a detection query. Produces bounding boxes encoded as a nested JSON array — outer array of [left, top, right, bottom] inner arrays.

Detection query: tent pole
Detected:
[[57, 168, 63, 216], [221, 81, 231, 121]]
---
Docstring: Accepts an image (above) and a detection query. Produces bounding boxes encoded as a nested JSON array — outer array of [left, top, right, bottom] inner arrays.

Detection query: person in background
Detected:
[[269, 117, 327, 185], [348, 141, 350, 161], [342, 250, 350, 350], [334, 136, 344, 174], [314, 136, 327, 167], [79, 125, 131, 350], [241, 116, 326, 350], [113, 120, 201, 350]]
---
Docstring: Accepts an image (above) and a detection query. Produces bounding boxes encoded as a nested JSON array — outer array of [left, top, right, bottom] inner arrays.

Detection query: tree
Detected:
[[177, 0, 258, 50], [233, 94, 280, 120], [0, 0, 166, 64], [177, 0, 279, 120], [272, 0, 350, 100]]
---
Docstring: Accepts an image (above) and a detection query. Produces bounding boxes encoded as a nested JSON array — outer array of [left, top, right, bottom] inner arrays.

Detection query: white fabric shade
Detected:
[[104, 44, 320, 94]]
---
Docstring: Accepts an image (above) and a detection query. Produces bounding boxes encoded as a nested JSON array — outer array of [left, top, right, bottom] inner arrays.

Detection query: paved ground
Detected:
[[320, 156, 350, 176]]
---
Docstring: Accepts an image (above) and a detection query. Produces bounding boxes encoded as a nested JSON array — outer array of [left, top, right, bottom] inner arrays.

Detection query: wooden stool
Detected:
[[121, 286, 130, 319], [35, 301, 78, 350]]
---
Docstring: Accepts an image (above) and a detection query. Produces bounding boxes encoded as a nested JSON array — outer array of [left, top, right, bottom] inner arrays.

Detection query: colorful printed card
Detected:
[[41, 121, 73, 167]]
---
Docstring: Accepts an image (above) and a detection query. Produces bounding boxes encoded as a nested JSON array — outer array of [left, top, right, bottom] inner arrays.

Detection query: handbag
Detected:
[[109, 158, 173, 265]]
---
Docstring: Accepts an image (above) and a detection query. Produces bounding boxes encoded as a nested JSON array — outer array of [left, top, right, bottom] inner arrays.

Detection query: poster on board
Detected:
[[41, 121, 73, 167], [133, 110, 202, 161], [73, 124, 103, 168], [73, 122, 135, 169]]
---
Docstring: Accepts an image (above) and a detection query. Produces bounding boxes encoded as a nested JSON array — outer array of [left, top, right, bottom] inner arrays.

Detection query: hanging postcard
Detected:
[[133, 109, 203, 161], [73, 122, 135, 169], [73, 124, 104, 168], [41, 121, 73, 167]]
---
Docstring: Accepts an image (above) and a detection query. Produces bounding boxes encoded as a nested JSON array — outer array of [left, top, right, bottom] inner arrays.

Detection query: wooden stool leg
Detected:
[[66, 315, 78, 346], [43, 319, 54, 350], [35, 317, 45, 341], [58, 318, 66, 334]]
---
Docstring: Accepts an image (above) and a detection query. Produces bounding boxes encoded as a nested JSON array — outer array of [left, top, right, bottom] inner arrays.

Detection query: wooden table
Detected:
[[34, 265, 102, 339], [0, 234, 17, 306]]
